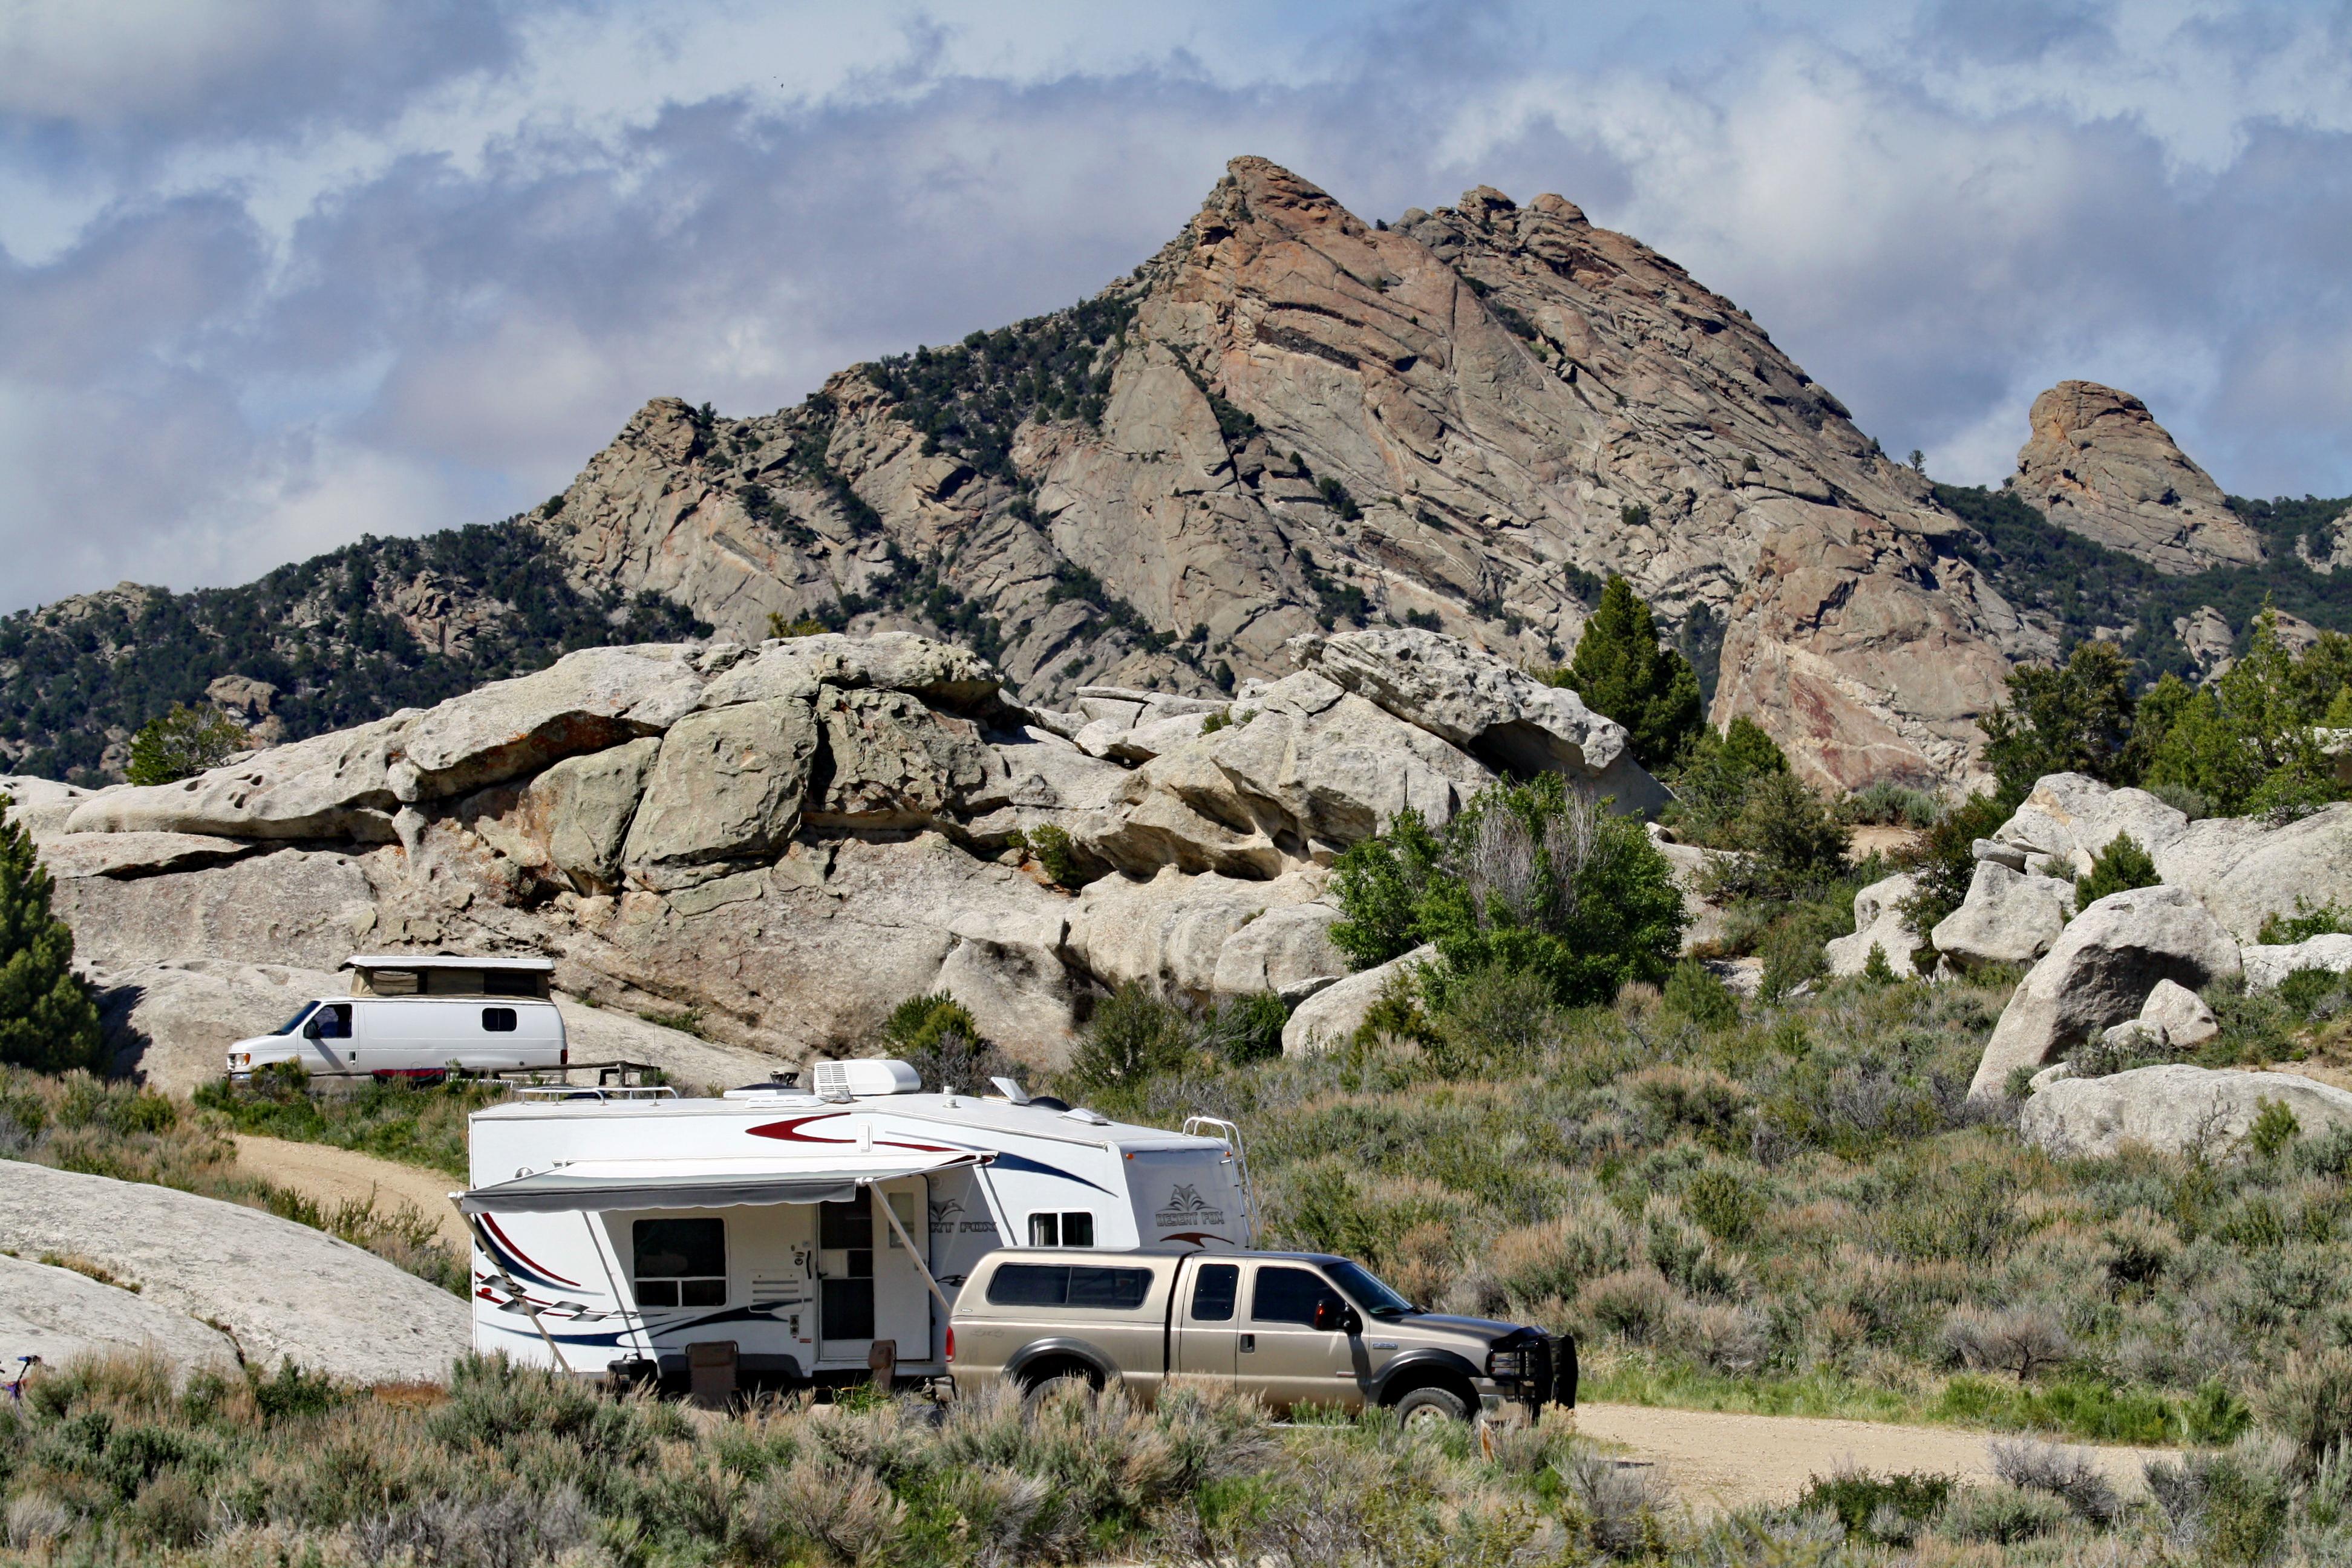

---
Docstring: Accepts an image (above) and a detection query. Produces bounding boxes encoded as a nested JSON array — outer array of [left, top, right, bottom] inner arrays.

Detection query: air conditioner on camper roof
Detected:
[[811, 1059, 921, 1099]]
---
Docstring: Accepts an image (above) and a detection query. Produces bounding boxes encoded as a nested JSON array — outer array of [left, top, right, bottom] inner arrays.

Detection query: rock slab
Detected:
[[2022, 1065, 2352, 1160]]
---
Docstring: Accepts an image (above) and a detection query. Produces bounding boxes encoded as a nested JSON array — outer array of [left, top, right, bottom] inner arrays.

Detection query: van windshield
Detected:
[[1326, 1259, 1414, 1318], [269, 1002, 320, 1036]]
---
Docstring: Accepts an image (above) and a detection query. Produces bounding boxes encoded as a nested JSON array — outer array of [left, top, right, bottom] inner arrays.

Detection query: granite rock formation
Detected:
[[2013, 381, 2265, 573]]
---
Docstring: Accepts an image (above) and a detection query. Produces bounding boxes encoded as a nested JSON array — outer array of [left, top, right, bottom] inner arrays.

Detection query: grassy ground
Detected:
[[0, 1347, 2333, 1565], [1083, 966, 2349, 1455]]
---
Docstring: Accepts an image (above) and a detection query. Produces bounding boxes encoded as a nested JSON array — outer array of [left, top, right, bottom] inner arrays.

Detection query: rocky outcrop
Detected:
[[1067, 866, 1342, 1007], [1968, 885, 2242, 1100], [388, 644, 706, 803], [1283, 946, 1434, 1056], [0, 1160, 468, 1382], [2022, 1065, 2352, 1160], [1824, 874, 1921, 978], [63, 713, 414, 841], [2241, 935, 2352, 991], [1991, 773, 2190, 880], [620, 698, 820, 887], [2152, 804, 2352, 942], [0, 1253, 240, 1371], [1932, 861, 2075, 969], [2013, 382, 2265, 573], [531, 157, 2033, 794]]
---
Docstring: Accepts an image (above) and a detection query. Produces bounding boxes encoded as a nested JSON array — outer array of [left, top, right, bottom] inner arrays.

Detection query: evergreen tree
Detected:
[[125, 702, 249, 786], [1546, 576, 1703, 770], [1670, 716, 1789, 848], [0, 796, 106, 1073], [1978, 639, 2136, 808], [2076, 832, 2162, 909]]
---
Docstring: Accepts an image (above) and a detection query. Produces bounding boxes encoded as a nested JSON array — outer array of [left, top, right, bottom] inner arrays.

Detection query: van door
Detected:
[[1172, 1259, 1242, 1380], [1237, 1263, 1359, 1414]]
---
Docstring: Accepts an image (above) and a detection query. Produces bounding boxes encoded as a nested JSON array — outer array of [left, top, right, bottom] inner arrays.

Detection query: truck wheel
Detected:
[[1021, 1367, 1099, 1410], [1391, 1385, 1471, 1426]]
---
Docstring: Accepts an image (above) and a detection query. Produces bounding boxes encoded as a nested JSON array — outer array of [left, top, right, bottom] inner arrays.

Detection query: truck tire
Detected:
[[1391, 1383, 1472, 1426], [1020, 1364, 1100, 1410]]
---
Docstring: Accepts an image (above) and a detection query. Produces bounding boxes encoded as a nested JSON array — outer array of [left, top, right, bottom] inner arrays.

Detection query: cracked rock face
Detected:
[[2013, 381, 2265, 574], [532, 156, 2034, 794]]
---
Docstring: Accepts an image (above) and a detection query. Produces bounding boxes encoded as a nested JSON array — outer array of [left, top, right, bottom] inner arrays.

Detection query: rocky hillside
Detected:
[[11, 157, 2352, 795], [6, 626, 1664, 1080]]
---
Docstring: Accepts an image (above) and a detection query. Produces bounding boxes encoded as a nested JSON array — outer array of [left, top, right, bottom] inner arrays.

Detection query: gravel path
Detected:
[[232, 1135, 471, 1251], [1575, 1402, 2177, 1511]]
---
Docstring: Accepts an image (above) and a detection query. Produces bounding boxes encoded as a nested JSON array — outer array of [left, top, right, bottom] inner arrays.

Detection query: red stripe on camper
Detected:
[[480, 1214, 583, 1287], [747, 1113, 958, 1155]]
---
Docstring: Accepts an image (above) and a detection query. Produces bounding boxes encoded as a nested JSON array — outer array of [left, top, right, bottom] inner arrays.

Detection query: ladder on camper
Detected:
[[1183, 1116, 1260, 1247]]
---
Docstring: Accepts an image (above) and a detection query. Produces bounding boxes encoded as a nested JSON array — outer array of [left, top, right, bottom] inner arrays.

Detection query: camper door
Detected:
[[813, 1177, 930, 1368]]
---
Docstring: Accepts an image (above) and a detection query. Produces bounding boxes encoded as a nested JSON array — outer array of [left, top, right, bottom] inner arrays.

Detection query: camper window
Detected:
[[632, 1218, 727, 1307], [482, 1008, 518, 1033], [1025, 1212, 1096, 1248], [483, 970, 537, 998]]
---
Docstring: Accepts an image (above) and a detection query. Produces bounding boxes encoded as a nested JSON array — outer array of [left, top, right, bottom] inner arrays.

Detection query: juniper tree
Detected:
[[1546, 575, 1702, 771], [0, 796, 106, 1073]]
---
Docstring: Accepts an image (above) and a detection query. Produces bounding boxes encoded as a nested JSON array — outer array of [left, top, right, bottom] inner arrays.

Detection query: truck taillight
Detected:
[[560, 1045, 569, 1065], [945, 1326, 955, 1363]]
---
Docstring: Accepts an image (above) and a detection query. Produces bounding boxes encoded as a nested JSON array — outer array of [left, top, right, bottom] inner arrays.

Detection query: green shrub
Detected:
[[1667, 717, 1788, 849], [1661, 960, 1739, 1030], [883, 992, 978, 1053], [1702, 773, 1852, 903], [2260, 900, 2351, 944], [1202, 992, 1288, 1065], [1332, 776, 1685, 1010], [1895, 791, 2009, 935], [1861, 944, 1898, 985], [1794, 1468, 1953, 1542], [1978, 639, 2137, 808], [123, 702, 247, 787], [1425, 963, 1560, 1074], [2249, 1099, 2304, 1159], [2074, 831, 2160, 908], [1066, 983, 1194, 1095], [1026, 823, 1091, 888], [1839, 780, 1941, 828], [1936, 1483, 2069, 1544]]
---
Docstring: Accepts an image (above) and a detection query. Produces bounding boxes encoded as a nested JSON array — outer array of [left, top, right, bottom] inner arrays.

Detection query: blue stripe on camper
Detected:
[[981, 1151, 1114, 1194]]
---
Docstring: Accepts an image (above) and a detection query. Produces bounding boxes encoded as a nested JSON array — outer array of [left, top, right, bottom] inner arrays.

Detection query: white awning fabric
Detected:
[[456, 1149, 990, 1215]]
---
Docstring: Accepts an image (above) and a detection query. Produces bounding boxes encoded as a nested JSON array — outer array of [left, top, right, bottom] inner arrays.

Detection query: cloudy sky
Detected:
[[4, 0, 2350, 613]]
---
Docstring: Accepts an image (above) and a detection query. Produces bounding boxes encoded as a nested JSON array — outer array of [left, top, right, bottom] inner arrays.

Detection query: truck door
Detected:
[[1172, 1259, 1241, 1380], [306, 1002, 356, 1073], [1238, 1264, 1359, 1414]]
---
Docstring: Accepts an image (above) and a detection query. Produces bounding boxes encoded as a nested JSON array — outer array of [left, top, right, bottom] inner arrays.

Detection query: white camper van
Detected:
[[454, 1060, 1255, 1393], [226, 955, 567, 1081]]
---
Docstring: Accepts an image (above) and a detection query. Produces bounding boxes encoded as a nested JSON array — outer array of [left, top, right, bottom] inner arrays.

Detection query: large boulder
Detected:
[[53, 848, 377, 972], [1286, 629, 1668, 815], [1066, 865, 1334, 1005], [1085, 671, 1495, 878], [1968, 884, 2243, 1100], [2, 775, 102, 837], [387, 643, 705, 804], [807, 685, 993, 829], [1282, 945, 1434, 1056], [2241, 934, 2352, 991], [1824, 872, 1921, 978], [0, 1253, 240, 1370], [621, 697, 819, 886], [1210, 902, 1350, 1002], [2138, 978, 2220, 1047], [62, 713, 415, 841], [0, 1161, 469, 1383], [2022, 1065, 2352, 1160], [696, 631, 1003, 711], [1991, 773, 2190, 878], [528, 736, 662, 893], [35, 831, 262, 880], [2154, 803, 2352, 942], [1932, 861, 2076, 969]]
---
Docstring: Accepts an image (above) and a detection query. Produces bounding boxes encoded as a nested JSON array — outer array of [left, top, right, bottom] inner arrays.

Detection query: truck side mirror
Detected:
[[302, 1019, 323, 1040], [1313, 1298, 1360, 1335]]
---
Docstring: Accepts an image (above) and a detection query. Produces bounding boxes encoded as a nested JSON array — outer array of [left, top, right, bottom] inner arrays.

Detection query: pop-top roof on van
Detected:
[[343, 955, 556, 972]]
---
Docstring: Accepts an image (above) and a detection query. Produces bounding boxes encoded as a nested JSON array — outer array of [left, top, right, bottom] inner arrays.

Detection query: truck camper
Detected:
[[454, 1060, 1256, 1395], [226, 955, 565, 1080]]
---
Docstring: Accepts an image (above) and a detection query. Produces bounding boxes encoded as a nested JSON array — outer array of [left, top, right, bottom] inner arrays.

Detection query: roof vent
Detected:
[[811, 1059, 922, 1099], [1060, 1105, 1111, 1126]]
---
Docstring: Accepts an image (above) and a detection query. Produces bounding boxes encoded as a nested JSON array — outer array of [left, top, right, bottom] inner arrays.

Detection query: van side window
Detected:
[[483, 970, 537, 997], [312, 1004, 352, 1040], [1190, 1263, 1239, 1322], [1026, 1212, 1094, 1247], [482, 1007, 518, 1033], [1252, 1266, 1339, 1327], [633, 1218, 725, 1307], [986, 1264, 1149, 1309]]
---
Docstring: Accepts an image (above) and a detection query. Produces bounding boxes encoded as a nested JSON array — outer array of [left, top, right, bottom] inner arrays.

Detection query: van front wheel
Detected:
[[1391, 1385, 1471, 1426]]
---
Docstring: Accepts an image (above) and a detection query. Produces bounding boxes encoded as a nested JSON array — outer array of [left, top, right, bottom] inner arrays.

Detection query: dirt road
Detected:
[[1576, 1402, 2175, 1511], [232, 1135, 470, 1252]]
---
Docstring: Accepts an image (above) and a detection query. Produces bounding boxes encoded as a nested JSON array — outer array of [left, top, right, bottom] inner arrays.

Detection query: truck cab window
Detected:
[[633, 1217, 726, 1307], [1251, 1266, 1341, 1327], [1190, 1263, 1239, 1322], [1026, 1211, 1094, 1247], [482, 1007, 518, 1033]]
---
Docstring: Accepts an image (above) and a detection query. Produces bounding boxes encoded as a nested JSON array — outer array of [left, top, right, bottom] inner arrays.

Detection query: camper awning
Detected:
[[456, 1150, 990, 1215]]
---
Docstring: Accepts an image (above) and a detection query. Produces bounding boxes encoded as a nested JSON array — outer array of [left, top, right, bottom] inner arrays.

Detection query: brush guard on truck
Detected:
[[1486, 1330, 1576, 1414]]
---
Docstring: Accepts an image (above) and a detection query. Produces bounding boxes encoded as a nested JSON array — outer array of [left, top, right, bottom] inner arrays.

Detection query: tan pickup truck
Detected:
[[947, 1246, 1574, 1423]]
